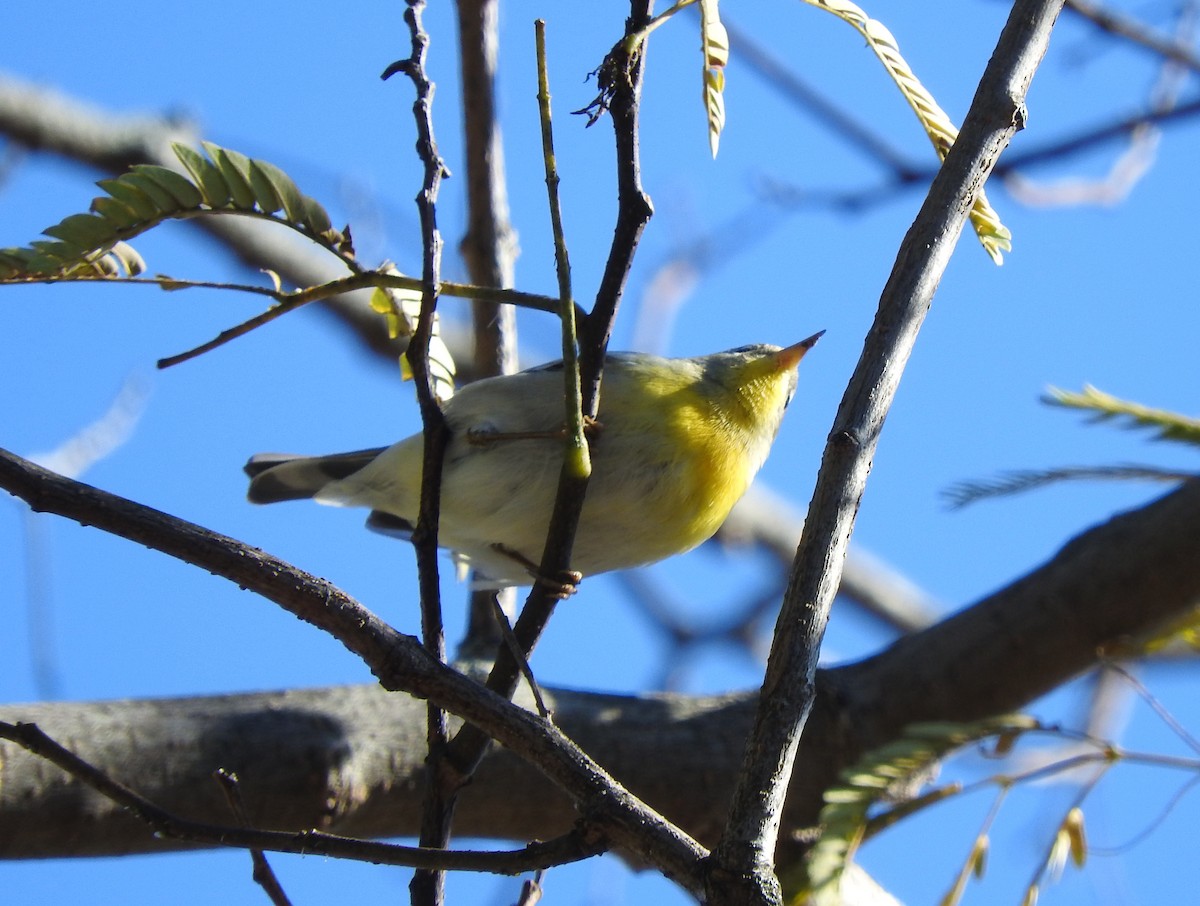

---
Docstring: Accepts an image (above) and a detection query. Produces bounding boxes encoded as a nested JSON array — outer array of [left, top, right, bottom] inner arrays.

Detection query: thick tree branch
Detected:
[[778, 477, 1200, 860], [0, 719, 606, 874], [2, 479, 1197, 864], [845, 477, 1200, 737], [1, 473, 1196, 877]]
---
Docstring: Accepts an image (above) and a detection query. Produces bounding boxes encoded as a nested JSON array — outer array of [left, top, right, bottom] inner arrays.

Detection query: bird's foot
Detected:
[[491, 544, 582, 599]]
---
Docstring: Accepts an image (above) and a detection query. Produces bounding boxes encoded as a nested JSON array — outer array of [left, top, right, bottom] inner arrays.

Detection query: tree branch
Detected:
[[3, 480, 1198, 863], [0, 446, 709, 894], [710, 2, 1066, 902], [453, 0, 523, 662], [0, 719, 606, 874], [384, 4, 458, 902], [0, 73, 410, 363]]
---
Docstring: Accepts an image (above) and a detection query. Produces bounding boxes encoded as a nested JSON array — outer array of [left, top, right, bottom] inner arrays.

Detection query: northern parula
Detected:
[[245, 332, 822, 588]]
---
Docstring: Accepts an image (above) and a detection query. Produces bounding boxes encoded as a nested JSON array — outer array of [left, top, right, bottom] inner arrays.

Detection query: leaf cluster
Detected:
[[0, 142, 350, 281]]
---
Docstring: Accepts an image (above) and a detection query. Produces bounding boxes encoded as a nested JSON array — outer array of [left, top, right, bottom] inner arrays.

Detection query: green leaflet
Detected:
[[0, 142, 347, 280], [795, 715, 1037, 906], [1046, 384, 1200, 446]]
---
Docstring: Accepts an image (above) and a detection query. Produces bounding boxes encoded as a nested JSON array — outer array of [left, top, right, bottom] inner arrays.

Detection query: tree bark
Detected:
[[3, 479, 1197, 860]]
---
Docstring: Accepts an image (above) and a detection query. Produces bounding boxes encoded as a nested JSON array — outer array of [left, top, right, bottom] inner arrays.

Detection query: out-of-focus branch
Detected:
[[1065, 0, 1200, 73], [720, 485, 940, 633], [723, 15, 920, 180], [1010, 0, 1197, 207], [454, 0, 522, 663], [455, 0, 520, 375]]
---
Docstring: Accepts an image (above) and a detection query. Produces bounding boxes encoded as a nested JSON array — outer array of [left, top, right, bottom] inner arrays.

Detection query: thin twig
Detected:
[[537, 19, 589, 480], [1102, 660, 1200, 755], [490, 596, 553, 720], [442, 0, 657, 788], [384, 3, 456, 904], [155, 272, 559, 369], [2, 267, 558, 370], [214, 769, 294, 906]]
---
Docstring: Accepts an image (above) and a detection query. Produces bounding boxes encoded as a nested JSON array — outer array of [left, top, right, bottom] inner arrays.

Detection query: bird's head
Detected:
[[702, 331, 824, 439]]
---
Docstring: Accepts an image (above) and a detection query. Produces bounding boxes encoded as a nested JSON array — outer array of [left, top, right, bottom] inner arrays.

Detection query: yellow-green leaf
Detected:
[[802, 0, 1011, 263], [89, 196, 144, 230], [122, 171, 182, 212], [251, 159, 306, 223], [301, 195, 334, 239], [129, 164, 204, 208], [700, 0, 729, 158], [1064, 808, 1087, 868], [43, 213, 118, 249], [246, 160, 283, 214], [97, 177, 161, 221], [1045, 384, 1200, 446]]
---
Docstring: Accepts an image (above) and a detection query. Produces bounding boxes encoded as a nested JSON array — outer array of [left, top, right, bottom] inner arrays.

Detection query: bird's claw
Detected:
[[491, 543, 582, 598]]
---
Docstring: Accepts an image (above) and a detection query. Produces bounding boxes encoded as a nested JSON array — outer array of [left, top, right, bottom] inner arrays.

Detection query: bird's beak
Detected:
[[776, 330, 825, 370]]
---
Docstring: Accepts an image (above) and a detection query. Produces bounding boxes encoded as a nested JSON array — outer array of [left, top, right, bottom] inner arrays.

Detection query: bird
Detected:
[[244, 332, 822, 590]]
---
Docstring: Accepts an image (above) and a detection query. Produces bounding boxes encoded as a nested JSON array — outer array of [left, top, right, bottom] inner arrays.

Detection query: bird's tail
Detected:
[[244, 448, 385, 504]]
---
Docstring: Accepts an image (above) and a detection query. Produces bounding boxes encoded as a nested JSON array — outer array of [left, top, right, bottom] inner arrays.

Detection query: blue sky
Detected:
[[2, 2, 1198, 904]]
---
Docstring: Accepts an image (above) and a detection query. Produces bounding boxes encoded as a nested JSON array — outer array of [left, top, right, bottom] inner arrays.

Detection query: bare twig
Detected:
[[490, 596, 553, 721], [708, 2, 1067, 902], [214, 769, 294, 906], [442, 0, 658, 785], [537, 19, 589, 477], [154, 272, 557, 369], [383, 3, 456, 902]]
